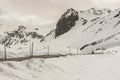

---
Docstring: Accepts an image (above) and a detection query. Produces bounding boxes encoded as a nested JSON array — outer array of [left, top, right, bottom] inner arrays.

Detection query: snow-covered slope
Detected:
[[0, 54, 120, 80], [43, 8, 120, 54], [0, 8, 56, 50], [0, 8, 120, 54]]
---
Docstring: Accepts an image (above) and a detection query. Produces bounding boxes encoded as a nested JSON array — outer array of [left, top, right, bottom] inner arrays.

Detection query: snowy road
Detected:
[[0, 54, 120, 80]]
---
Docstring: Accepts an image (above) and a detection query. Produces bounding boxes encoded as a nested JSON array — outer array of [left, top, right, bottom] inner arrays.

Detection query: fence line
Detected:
[[1, 42, 82, 61]]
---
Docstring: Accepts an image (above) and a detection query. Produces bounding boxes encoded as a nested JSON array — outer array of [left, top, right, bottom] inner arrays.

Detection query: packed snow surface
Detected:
[[0, 54, 120, 80]]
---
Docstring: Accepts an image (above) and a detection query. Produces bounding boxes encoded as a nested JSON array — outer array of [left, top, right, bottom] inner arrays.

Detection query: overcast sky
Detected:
[[0, 0, 120, 25]]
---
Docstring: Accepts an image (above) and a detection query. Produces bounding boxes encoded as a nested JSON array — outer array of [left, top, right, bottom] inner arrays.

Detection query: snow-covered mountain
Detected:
[[1, 7, 120, 54], [44, 8, 120, 53], [1, 26, 45, 47], [1, 7, 120, 80], [0, 8, 55, 48]]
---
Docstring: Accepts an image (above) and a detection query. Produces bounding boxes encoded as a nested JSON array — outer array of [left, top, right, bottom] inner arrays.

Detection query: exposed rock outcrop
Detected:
[[55, 8, 79, 38]]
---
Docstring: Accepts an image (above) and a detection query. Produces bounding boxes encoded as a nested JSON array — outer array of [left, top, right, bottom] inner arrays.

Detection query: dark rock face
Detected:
[[114, 11, 120, 18], [2, 26, 44, 47], [81, 18, 87, 25], [55, 8, 79, 38]]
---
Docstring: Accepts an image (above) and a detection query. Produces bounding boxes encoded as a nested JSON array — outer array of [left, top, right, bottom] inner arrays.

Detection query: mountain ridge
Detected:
[[44, 8, 120, 53]]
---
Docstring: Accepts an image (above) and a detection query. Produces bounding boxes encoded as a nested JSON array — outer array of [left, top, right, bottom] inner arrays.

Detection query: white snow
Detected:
[[0, 54, 119, 80], [0, 8, 119, 80], [40, 8, 120, 55]]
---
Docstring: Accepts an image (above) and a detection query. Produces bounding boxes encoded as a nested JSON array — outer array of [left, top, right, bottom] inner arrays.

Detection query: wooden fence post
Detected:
[[68, 47, 71, 55], [4, 43, 7, 60], [77, 46, 79, 55], [48, 45, 49, 55], [101, 46, 104, 54], [29, 41, 31, 57], [31, 41, 33, 57], [30, 41, 33, 57]]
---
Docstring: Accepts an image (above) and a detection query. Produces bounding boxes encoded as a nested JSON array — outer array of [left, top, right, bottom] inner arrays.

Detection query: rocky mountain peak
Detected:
[[1, 25, 45, 47], [55, 8, 79, 38]]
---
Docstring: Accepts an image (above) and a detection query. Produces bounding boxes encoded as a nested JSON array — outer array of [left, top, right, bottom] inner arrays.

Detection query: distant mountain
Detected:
[[45, 8, 120, 53], [1, 7, 120, 53], [0, 26, 44, 47]]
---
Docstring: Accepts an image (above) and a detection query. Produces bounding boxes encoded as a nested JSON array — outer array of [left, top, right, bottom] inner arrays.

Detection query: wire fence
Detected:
[[0, 41, 81, 61]]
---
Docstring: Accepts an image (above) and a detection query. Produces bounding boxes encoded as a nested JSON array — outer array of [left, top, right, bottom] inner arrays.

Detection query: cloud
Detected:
[[0, 0, 119, 22], [0, 8, 53, 26], [0, 0, 93, 21]]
